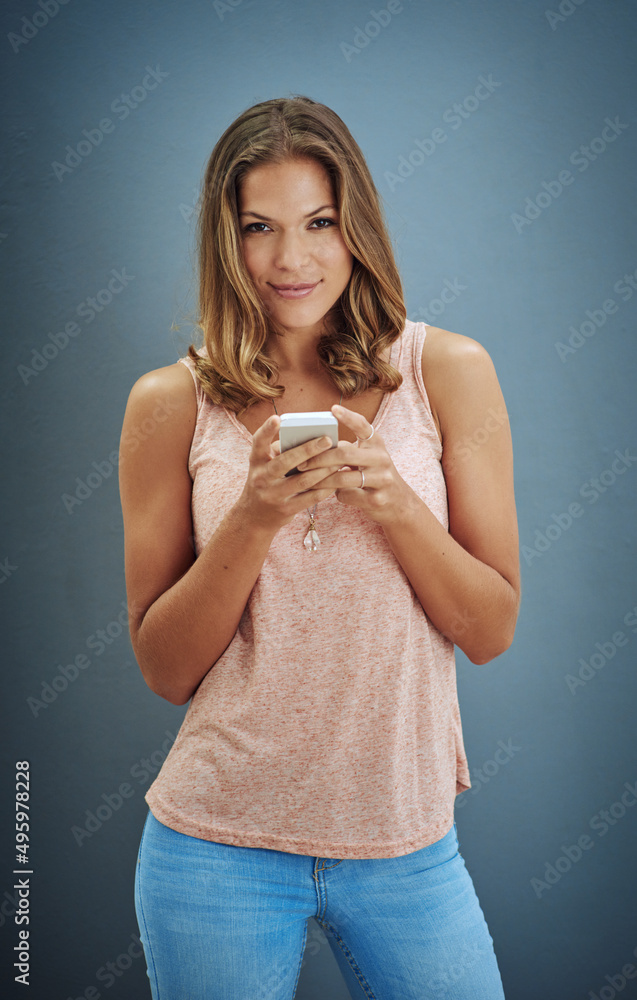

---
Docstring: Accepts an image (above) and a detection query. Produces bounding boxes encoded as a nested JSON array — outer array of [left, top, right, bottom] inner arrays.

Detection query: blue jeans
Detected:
[[134, 809, 505, 999]]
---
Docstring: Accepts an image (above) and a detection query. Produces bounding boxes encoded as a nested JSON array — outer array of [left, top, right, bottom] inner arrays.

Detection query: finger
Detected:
[[297, 443, 364, 472], [312, 468, 366, 492], [285, 485, 336, 509], [272, 435, 336, 478], [331, 404, 374, 444], [334, 486, 366, 508], [276, 463, 342, 498], [251, 414, 281, 461]]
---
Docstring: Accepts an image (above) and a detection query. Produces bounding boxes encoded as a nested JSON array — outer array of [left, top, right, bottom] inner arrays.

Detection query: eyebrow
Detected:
[[238, 204, 337, 221]]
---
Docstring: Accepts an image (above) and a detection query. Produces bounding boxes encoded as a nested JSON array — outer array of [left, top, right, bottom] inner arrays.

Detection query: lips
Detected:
[[270, 282, 318, 290], [269, 281, 320, 299]]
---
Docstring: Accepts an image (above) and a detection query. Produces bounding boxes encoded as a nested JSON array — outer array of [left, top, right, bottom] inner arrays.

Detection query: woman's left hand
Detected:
[[296, 404, 415, 524]]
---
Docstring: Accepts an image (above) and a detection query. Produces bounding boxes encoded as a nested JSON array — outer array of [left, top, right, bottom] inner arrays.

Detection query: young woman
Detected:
[[119, 95, 520, 999]]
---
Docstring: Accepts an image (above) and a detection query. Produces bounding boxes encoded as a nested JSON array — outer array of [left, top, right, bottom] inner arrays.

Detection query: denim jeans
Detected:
[[134, 808, 505, 999]]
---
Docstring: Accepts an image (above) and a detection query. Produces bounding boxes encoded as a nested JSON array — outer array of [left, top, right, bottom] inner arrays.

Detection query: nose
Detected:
[[272, 229, 312, 271]]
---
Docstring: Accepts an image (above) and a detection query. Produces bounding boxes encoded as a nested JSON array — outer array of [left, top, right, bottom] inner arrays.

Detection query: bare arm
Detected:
[[298, 327, 521, 664], [118, 363, 340, 704]]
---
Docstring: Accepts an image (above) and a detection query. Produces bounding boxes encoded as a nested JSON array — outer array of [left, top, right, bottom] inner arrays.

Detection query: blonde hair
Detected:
[[188, 95, 406, 412]]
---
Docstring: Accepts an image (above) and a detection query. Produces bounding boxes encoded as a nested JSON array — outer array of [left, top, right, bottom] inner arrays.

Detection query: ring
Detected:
[[359, 426, 375, 443], [360, 469, 365, 489]]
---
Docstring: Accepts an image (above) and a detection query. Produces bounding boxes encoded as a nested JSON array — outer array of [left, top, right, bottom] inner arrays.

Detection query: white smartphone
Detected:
[[278, 411, 339, 476]]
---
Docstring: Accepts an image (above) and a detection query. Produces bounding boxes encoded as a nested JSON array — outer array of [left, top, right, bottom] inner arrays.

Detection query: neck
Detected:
[[266, 329, 323, 376], [266, 307, 340, 375]]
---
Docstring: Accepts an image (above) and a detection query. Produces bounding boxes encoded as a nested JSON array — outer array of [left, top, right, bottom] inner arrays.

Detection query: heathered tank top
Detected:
[[144, 319, 471, 859]]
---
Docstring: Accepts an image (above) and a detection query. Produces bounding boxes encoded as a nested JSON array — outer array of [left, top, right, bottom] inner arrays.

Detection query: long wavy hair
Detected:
[[187, 95, 406, 412]]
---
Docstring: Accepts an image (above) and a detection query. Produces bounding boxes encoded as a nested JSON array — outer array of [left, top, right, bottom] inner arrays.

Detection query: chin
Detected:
[[268, 300, 328, 323], [276, 314, 327, 333]]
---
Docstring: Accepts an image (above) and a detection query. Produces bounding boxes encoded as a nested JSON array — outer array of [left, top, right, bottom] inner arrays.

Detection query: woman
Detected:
[[119, 95, 520, 999]]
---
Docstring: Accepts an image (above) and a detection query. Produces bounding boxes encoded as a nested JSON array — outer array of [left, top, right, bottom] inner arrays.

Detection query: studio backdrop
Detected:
[[1, 0, 636, 997]]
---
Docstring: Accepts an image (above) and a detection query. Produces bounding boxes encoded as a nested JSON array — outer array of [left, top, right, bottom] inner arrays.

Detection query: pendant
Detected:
[[303, 513, 320, 554], [303, 528, 320, 553]]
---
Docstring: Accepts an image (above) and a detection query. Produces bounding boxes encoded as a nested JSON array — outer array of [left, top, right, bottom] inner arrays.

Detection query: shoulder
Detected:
[[121, 362, 197, 455], [126, 361, 196, 418], [419, 325, 501, 442], [420, 324, 495, 375]]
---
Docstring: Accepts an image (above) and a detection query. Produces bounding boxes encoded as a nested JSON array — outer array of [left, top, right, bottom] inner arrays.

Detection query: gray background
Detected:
[[1, 0, 636, 997]]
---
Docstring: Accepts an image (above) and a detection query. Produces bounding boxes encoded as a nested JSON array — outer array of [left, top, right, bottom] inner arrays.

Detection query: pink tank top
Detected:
[[144, 319, 470, 859]]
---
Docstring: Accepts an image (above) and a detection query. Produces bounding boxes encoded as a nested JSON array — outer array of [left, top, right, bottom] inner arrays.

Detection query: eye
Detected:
[[242, 222, 271, 233], [241, 217, 337, 234], [310, 217, 336, 229]]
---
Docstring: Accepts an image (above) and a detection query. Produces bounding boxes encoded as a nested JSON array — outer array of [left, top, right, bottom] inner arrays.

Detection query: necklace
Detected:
[[271, 391, 343, 553]]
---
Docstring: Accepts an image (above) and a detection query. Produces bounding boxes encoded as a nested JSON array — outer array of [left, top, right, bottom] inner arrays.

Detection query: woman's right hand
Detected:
[[237, 414, 341, 532]]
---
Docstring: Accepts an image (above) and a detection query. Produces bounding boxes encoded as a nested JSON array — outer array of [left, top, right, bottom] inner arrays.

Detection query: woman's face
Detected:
[[237, 157, 354, 340]]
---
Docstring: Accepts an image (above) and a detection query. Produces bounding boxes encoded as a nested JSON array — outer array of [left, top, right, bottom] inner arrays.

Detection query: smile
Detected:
[[270, 282, 319, 299]]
